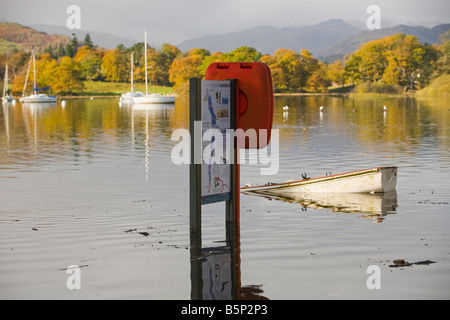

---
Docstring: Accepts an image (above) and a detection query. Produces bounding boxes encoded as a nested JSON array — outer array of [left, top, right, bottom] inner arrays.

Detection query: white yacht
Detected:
[[20, 52, 57, 103], [132, 32, 175, 105], [121, 52, 144, 101]]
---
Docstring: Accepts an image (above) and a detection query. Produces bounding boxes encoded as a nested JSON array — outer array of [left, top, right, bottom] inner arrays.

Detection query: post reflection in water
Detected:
[[190, 220, 269, 300]]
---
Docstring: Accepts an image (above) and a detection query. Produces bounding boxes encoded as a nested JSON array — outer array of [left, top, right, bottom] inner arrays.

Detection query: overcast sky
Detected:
[[1, 0, 449, 46]]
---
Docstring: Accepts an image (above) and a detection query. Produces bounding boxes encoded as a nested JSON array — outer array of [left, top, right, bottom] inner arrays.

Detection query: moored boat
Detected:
[[132, 93, 175, 104], [20, 52, 57, 103], [241, 167, 397, 196], [132, 31, 175, 105], [121, 52, 145, 101]]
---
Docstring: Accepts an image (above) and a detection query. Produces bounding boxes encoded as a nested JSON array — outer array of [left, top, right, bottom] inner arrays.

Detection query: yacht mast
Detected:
[[22, 53, 32, 96], [131, 52, 134, 93], [144, 31, 148, 96], [33, 52, 37, 94], [2, 64, 7, 97]]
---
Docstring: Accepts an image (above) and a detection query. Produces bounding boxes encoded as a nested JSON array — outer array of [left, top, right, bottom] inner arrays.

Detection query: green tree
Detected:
[[74, 45, 102, 80], [57, 43, 65, 58], [84, 33, 94, 48], [220, 46, 261, 62], [150, 43, 181, 86], [65, 34, 79, 58]]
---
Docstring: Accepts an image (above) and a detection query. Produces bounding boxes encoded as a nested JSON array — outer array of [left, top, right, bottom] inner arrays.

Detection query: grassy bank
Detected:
[[71, 81, 174, 97], [416, 74, 450, 97]]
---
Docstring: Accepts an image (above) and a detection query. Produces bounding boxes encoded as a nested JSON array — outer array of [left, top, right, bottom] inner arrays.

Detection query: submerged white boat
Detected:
[[20, 52, 57, 103], [132, 32, 175, 105], [241, 167, 397, 196]]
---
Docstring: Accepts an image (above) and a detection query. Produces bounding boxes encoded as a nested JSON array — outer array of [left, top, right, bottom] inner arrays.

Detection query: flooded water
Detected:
[[1, 95, 449, 299]]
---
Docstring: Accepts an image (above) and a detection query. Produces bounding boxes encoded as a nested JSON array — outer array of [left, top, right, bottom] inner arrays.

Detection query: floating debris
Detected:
[[389, 259, 437, 268]]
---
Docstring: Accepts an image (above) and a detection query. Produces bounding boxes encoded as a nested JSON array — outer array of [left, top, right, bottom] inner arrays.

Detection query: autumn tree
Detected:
[[272, 48, 302, 92], [434, 31, 450, 76], [74, 45, 102, 80], [299, 49, 320, 90], [307, 62, 331, 92], [260, 54, 283, 92], [101, 47, 128, 82], [144, 43, 182, 86], [36, 53, 58, 89], [49, 56, 84, 94], [169, 51, 204, 95], [197, 50, 220, 76], [327, 60, 346, 87]]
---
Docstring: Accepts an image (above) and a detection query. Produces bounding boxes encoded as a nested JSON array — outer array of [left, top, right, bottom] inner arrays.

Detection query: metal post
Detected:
[[189, 78, 203, 300], [189, 78, 202, 235]]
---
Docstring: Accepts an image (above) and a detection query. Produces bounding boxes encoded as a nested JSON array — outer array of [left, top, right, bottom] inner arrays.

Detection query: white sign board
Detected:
[[201, 80, 232, 204]]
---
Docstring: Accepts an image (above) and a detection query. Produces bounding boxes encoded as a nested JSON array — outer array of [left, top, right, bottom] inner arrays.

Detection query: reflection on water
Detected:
[[243, 191, 398, 221], [1, 95, 450, 299], [190, 217, 268, 300]]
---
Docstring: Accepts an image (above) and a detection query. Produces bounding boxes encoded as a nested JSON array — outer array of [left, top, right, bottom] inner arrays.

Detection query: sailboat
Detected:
[[20, 52, 57, 103], [132, 31, 175, 104], [2, 64, 14, 102], [121, 52, 144, 101]]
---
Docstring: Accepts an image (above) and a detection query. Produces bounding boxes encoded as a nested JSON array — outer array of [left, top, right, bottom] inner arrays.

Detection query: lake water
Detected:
[[1, 95, 449, 300]]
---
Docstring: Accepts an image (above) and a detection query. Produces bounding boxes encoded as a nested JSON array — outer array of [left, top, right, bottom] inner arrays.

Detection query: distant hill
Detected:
[[29, 24, 137, 49], [0, 22, 70, 54], [178, 19, 361, 55], [318, 23, 450, 61], [0, 38, 26, 55], [178, 19, 450, 61]]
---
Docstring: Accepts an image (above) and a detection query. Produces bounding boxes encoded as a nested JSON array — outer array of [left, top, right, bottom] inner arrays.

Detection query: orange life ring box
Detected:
[[205, 62, 274, 149]]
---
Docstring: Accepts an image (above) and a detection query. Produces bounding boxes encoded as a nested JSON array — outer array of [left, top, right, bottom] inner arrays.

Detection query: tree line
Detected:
[[1, 31, 449, 96]]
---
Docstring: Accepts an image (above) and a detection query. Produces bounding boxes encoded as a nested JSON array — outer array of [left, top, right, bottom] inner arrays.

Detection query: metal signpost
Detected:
[[189, 78, 239, 236], [189, 78, 240, 299], [189, 62, 273, 300]]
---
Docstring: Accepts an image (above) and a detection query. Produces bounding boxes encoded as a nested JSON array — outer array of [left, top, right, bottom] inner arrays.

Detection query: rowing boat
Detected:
[[241, 167, 397, 197]]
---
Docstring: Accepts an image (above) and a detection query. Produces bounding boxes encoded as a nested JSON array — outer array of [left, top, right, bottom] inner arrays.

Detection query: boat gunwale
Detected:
[[241, 166, 397, 192]]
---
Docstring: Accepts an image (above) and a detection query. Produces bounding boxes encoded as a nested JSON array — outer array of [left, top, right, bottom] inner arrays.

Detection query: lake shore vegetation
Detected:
[[1, 30, 449, 97]]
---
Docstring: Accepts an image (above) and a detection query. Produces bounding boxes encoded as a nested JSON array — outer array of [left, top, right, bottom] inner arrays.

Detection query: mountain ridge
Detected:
[[178, 19, 450, 61]]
